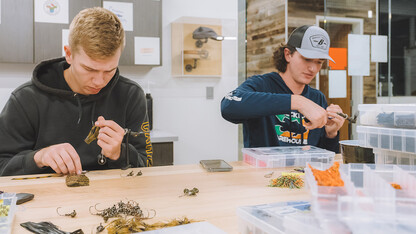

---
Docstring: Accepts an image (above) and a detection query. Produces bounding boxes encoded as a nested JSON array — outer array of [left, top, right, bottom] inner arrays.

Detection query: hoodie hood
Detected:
[[32, 57, 120, 103], [32, 57, 121, 124]]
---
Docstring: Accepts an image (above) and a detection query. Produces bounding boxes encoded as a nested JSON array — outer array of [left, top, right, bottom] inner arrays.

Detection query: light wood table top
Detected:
[[2, 161, 315, 233]]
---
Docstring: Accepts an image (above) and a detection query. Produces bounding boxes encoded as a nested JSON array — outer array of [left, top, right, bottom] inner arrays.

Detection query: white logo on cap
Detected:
[[309, 35, 328, 50]]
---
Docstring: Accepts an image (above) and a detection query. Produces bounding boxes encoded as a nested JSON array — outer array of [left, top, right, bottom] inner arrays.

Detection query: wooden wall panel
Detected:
[[246, 0, 286, 77]]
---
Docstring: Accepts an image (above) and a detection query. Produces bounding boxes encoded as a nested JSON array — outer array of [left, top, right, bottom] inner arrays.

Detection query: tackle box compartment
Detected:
[[373, 148, 416, 165], [0, 193, 17, 234]]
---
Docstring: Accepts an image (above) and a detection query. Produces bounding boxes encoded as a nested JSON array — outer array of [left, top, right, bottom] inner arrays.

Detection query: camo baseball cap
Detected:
[[287, 25, 335, 62]]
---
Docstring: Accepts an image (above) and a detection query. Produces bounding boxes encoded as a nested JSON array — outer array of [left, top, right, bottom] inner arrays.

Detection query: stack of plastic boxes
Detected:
[[237, 163, 416, 234], [357, 104, 416, 165], [305, 162, 416, 233]]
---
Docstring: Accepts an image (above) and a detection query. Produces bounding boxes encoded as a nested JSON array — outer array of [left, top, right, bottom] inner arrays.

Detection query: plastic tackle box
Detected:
[[242, 146, 335, 168], [237, 200, 350, 234], [0, 193, 17, 234], [358, 104, 416, 128], [237, 201, 323, 234], [357, 125, 416, 154]]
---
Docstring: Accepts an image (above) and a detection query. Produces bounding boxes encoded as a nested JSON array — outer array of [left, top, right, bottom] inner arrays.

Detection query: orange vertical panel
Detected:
[[329, 48, 347, 70]]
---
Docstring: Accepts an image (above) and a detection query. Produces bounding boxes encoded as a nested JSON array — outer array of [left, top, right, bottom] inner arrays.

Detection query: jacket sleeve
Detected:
[[107, 86, 152, 169], [318, 131, 340, 153], [316, 94, 340, 153], [0, 93, 49, 176], [221, 76, 291, 124]]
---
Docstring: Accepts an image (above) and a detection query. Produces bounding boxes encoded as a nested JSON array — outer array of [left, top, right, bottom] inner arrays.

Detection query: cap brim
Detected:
[[296, 48, 335, 63]]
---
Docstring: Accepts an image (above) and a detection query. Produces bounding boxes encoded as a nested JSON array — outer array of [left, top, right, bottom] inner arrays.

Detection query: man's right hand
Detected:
[[292, 95, 328, 130], [33, 143, 82, 175]]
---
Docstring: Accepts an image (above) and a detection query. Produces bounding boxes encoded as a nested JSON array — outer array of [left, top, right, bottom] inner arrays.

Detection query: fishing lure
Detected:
[[264, 171, 274, 178], [121, 170, 143, 177], [336, 112, 358, 123], [96, 223, 105, 233], [181, 187, 199, 197], [84, 126, 100, 144], [56, 207, 77, 218], [85, 125, 145, 167], [106, 216, 194, 234], [66, 174, 90, 187], [20, 221, 84, 234]]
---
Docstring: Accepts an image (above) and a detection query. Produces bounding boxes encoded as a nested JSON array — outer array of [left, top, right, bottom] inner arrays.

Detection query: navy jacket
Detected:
[[221, 72, 339, 152]]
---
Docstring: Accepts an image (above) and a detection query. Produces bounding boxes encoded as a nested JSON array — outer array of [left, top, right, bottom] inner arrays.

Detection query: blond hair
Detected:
[[68, 7, 125, 59]]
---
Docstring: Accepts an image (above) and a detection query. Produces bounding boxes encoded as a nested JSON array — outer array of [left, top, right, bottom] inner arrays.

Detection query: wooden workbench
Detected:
[[2, 161, 312, 233]]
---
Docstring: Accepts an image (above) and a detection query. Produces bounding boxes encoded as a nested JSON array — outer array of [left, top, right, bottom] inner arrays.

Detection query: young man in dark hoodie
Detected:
[[221, 25, 345, 153], [0, 7, 152, 176]]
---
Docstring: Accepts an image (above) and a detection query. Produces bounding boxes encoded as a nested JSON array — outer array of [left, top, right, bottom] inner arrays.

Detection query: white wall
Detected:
[[0, 0, 239, 165], [0, 63, 36, 109], [124, 0, 239, 164]]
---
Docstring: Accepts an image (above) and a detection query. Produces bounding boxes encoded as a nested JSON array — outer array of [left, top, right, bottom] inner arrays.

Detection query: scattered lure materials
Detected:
[[390, 183, 402, 190], [90, 200, 148, 223], [268, 175, 304, 189], [308, 162, 344, 187], [0, 203, 10, 217], [106, 217, 195, 234]]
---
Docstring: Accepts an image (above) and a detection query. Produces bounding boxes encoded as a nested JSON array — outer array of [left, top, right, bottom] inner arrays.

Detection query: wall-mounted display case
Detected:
[[171, 17, 235, 77]]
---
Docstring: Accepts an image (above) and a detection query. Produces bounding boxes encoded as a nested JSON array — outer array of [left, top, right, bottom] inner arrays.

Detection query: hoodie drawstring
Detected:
[[75, 94, 82, 125], [91, 102, 96, 126], [75, 94, 97, 126]]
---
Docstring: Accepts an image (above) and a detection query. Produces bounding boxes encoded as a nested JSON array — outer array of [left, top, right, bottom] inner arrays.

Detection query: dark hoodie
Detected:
[[221, 72, 339, 153], [0, 57, 152, 176]]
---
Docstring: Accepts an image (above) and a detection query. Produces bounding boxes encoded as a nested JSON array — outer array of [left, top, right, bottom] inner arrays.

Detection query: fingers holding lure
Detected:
[[305, 112, 357, 123]]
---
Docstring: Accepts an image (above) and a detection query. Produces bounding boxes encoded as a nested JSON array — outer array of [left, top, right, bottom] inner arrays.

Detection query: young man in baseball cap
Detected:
[[221, 25, 345, 152]]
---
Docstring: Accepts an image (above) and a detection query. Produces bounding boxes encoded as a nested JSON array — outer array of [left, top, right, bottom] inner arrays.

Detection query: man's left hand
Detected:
[[95, 116, 125, 161], [325, 104, 345, 138]]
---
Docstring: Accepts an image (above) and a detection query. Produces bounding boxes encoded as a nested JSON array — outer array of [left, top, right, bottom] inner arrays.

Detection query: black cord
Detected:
[[122, 129, 132, 170]]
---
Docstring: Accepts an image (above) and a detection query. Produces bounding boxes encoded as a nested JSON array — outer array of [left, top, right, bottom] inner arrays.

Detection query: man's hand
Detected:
[[292, 95, 328, 130], [34, 143, 82, 174], [325, 104, 345, 138], [95, 116, 125, 161]]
